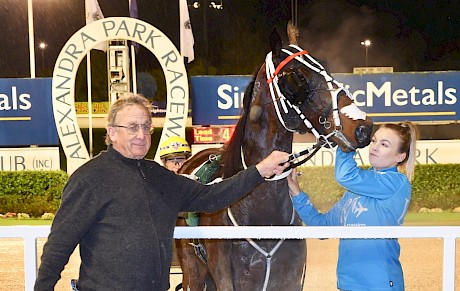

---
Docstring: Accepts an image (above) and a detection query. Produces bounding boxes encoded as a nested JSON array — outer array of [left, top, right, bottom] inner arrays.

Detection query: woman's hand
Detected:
[[287, 168, 302, 197]]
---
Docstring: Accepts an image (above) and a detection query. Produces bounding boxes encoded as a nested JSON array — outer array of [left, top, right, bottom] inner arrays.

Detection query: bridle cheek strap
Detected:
[[267, 50, 309, 84]]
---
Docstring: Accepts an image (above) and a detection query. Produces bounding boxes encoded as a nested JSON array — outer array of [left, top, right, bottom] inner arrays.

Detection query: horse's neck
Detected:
[[245, 126, 293, 152], [242, 116, 293, 169]]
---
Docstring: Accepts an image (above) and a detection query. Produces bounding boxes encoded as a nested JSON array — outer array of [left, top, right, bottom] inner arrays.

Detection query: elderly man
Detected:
[[35, 94, 290, 291]]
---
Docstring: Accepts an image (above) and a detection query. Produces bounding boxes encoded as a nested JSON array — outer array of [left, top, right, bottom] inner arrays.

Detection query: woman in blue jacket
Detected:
[[287, 122, 418, 291]]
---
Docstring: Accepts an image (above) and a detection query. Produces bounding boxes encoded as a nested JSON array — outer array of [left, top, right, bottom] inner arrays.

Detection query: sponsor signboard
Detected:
[[335, 72, 459, 122], [191, 76, 250, 125], [191, 72, 460, 125], [290, 140, 460, 166], [0, 78, 58, 146], [0, 147, 60, 171]]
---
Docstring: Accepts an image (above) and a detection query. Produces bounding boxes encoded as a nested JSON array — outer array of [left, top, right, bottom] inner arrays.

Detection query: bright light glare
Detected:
[[360, 40, 371, 47]]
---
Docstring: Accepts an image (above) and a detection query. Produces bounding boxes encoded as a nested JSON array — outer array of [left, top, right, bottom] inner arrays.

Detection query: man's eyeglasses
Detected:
[[112, 124, 153, 135]]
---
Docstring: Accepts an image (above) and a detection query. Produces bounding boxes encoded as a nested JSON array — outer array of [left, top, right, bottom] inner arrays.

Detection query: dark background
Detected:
[[1, 0, 459, 79], [0, 0, 458, 166]]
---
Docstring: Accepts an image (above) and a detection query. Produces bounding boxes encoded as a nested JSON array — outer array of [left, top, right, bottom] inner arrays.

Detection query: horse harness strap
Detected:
[[236, 141, 298, 290], [240, 146, 292, 181], [227, 206, 296, 291], [184, 154, 221, 184], [265, 44, 352, 153], [266, 50, 309, 84], [241, 140, 328, 175]]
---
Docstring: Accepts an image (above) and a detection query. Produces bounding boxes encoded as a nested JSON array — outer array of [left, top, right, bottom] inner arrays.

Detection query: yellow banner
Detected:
[[75, 102, 110, 114]]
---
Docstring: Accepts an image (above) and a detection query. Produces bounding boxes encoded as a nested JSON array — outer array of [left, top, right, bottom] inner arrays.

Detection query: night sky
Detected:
[[0, 0, 459, 78]]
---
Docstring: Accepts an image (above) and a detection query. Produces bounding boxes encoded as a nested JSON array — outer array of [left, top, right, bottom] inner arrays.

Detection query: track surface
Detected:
[[1, 238, 459, 290]]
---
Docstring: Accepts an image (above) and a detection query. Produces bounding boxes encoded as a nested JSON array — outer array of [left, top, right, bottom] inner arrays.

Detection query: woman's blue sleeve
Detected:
[[334, 148, 408, 199], [291, 192, 343, 226]]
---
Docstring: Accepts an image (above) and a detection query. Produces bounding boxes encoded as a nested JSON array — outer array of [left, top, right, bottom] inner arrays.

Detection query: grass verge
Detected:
[[404, 212, 460, 226], [0, 219, 52, 226]]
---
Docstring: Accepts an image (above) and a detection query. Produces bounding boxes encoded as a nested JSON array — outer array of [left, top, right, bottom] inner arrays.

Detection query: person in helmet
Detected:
[[160, 136, 194, 291], [159, 136, 191, 174]]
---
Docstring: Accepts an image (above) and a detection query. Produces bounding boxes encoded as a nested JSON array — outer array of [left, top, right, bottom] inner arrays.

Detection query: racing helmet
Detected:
[[159, 136, 191, 159]]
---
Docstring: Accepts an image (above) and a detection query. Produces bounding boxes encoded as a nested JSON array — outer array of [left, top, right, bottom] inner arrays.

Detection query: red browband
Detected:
[[267, 50, 309, 84]]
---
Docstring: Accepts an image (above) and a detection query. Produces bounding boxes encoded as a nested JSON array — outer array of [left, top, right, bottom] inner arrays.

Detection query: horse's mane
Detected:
[[220, 68, 259, 178]]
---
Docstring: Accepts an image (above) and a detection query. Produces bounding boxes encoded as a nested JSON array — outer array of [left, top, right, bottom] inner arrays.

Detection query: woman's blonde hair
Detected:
[[380, 122, 419, 181]]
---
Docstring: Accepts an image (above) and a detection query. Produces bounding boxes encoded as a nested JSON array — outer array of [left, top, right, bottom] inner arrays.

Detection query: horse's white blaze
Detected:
[[340, 103, 367, 121]]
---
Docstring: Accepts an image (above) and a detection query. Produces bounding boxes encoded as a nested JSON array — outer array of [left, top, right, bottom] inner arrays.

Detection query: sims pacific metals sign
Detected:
[[191, 72, 459, 125], [335, 72, 458, 122]]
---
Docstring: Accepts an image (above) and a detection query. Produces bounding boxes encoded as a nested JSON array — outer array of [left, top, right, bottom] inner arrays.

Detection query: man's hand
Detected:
[[255, 151, 290, 178]]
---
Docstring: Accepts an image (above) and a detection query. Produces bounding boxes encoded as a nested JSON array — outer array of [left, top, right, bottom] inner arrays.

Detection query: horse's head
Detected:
[[256, 30, 373, 152]]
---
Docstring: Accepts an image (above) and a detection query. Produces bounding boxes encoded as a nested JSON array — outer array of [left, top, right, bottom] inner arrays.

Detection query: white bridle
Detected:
[[241, 45, 368, 178], [265, 44, 366, 144]]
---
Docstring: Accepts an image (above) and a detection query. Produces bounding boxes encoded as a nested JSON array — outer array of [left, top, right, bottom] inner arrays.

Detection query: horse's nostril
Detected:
[[355, 125, 369, 143]]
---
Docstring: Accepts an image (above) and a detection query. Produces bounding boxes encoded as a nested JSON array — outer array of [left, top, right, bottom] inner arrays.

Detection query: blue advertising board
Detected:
[[191, 72, 460, 125], [191, 76, 251, 125], [335, 71, 459, 122], [0, 78, 58, 146]]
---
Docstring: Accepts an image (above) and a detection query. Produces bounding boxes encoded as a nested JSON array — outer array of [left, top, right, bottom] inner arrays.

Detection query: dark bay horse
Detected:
[[176, 31, 373, 291]]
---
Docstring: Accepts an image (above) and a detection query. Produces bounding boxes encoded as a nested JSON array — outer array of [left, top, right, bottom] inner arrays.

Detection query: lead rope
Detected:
[[240, 147, 292, 181], [227, 205, 296, 291]]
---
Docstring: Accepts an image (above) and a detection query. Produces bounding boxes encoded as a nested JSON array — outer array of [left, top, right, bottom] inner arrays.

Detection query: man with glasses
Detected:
[[35, 94, 291, 291]]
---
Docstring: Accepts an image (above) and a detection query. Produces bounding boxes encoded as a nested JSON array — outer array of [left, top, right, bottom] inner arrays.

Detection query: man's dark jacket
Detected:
[[34, 146, 264, 290]]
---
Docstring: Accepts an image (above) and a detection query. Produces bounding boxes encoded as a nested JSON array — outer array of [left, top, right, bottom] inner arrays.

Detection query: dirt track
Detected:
[[1, 238, 459, 290]]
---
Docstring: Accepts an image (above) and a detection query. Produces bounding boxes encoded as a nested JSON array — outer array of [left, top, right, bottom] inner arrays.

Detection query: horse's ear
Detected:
[[269, 27, 283, 59], [287, 21, 299, 45]]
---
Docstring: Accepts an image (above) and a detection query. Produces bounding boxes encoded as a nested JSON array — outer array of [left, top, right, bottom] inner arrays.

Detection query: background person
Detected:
[[35, 94, 291, 291], [159, 136, 197, 291], [287, 122, 418, 291], [159, 136, 191, 173]]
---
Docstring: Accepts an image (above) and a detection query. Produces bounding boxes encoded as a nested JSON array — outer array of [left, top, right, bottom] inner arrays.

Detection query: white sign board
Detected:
[[291, 140, 460, 166], [0, 147, 60, 171], [192, 140, 460, 166]]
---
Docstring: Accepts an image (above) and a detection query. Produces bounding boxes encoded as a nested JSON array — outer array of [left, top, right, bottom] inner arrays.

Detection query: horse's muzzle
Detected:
[[355, 124, 373, 148]]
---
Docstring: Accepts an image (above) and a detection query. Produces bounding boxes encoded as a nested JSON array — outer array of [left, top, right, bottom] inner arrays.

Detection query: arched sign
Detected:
[[52, 17, 188, 174]]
